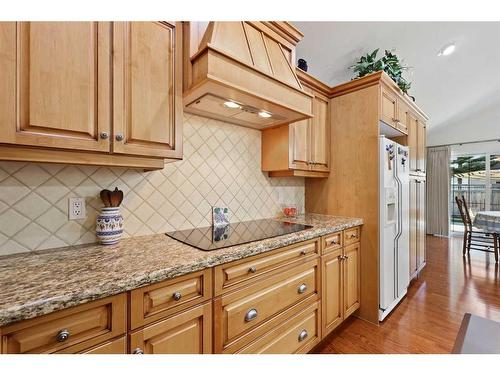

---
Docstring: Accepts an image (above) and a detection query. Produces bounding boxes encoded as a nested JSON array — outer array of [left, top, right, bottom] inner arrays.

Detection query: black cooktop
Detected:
[[166, 219, 312, 251]]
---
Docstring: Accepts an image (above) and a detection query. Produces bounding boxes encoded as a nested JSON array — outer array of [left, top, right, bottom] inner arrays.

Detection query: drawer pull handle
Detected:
[[132, 348, 144, 354], [248, 266, 257, 273], [300, 250, 307, 256], [56, 329, 70, 342], [298, 283, 308, 294], [350, 233, 357, 239], [330, 239, 339, 245], [298, 329, 308, 342], [245, 308, 258, 322], [173, 291, 182, 301]]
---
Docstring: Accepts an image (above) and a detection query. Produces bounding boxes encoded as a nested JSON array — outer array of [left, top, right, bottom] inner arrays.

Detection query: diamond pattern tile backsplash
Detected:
[[0, 114, 305, 256]]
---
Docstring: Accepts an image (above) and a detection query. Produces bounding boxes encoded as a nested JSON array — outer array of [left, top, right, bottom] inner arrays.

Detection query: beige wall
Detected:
[[0, 114, 305, 256]]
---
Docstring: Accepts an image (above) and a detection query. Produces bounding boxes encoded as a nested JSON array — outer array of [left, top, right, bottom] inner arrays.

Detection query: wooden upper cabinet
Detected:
[[310, 94, 330, 172], [408, 112, 419, 172], [397, 100, 409, 134], [261, 69, 330, 178], [0, 22, 111, 152], [113, 22, 182, 159], [380, 85, 398, 128], [289, 119, 311, 171], [417, 119, 427, 173]]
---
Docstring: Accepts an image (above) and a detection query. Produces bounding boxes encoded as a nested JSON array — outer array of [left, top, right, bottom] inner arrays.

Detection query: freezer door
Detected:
[[395, 145, 410, 297], [379, 137, 397, 310]]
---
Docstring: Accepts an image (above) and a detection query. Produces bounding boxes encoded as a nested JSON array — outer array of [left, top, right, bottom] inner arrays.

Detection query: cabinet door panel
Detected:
[[343, 243, 360, 318], [129, 302, 212, 354], [380, 87, 397, 129], [311, 95, 329, 172], [322, 248, 343, 337], [397, 101, 409, 134], [289, 119, 311, 170], [408, 112, 419, 172], [409, 179, 418, 278], [0, 22, 111, 152], [417, 120, 427, 173], [417, 181, 426, 270], [113, 22, 182, 159]]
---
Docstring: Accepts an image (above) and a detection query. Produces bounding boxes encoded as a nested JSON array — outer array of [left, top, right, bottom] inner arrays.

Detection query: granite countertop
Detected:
[[0, 213, 362, 327]]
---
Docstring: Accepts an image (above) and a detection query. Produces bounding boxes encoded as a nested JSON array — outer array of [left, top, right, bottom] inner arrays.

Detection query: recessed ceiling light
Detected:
[[223, 101, 241, 109], [258, 111, 272, 118], [437, 43, 456, 57]]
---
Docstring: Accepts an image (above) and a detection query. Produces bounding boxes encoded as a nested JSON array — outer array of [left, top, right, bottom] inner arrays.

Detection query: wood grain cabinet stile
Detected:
[[0, 21, 182, 170]]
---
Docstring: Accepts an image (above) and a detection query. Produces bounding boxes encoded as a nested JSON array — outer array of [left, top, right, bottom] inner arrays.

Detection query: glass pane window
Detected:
[[450, 155, 487, 233], [490, 155, 500, 211]]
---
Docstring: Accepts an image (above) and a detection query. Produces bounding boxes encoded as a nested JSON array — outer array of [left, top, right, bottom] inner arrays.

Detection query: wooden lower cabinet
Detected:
[[129, 302, 212, 354], [0, 228, 362, 354], [343, 242, 361, 317], [79, 336, 127, 354], [409, 177, 426, 280], [214, 258, 320, 352], [322, 248, 343, 336], [321, 234, 361, 338], [0, 294, 127, 354], [236, 300, 321, 354]]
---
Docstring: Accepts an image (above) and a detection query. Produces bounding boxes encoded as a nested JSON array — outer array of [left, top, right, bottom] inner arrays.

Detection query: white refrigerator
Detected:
[[379, 136, 410, 321]]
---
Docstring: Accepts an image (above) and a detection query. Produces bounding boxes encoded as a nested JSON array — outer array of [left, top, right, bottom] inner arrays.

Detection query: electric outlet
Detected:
[[69, 197, 86, 220]]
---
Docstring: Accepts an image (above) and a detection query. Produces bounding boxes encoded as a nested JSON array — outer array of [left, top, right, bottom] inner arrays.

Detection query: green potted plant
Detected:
[[350, 49, 413, 98]]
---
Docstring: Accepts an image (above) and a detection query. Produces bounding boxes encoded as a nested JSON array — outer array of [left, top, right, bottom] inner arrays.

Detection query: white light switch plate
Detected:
[[69, 197, 86, 220]]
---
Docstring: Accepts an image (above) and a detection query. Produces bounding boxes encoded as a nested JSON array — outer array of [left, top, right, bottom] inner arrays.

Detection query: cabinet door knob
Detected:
[[297, 283, 308, 294], [100, 131, 109, 140], [245, 308, 258, 322], [298, 329, 308, 342], [56, 329, 70, 342], [248, 266, 257, 273], [132, 348, 144, 354], [300, 250, 307, 256], [115, 133, 124, 141], [172, 291, 182, 301]]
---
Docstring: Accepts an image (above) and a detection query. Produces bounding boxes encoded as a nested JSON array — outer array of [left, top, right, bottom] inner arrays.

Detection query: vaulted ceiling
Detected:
[[294, 22, 500, 143]]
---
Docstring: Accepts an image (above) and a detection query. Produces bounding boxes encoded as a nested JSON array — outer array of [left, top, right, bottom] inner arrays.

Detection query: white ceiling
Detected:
[[294, 22, 500, 132]]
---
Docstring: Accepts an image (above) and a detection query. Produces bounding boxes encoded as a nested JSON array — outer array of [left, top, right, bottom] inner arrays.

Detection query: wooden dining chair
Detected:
[[455, 195, 499, 263]]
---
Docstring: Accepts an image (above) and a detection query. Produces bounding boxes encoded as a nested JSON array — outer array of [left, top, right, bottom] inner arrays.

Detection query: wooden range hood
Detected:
[[183, 22, 313, 129]]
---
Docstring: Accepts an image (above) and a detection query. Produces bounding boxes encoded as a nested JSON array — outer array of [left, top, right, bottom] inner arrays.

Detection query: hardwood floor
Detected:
[[315, 235, 500, 353]]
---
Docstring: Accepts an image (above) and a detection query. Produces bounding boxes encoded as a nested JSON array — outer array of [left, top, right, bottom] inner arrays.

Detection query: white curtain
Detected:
[[426, 146, 451, 236]]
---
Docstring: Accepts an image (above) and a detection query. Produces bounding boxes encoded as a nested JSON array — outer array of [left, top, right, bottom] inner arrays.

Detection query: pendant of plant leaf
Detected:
[[350, 48, 413, 95]]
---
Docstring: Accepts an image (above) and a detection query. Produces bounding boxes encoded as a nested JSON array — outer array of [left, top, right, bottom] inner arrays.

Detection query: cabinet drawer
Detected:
[[322, 231, 342, 254], [79, 336, 127, 354], [0, 294, 126, 354], [129, 302, 212, 354], [343, 226, 360, 246], [215, 258, 320, 348], [237, 300, 321, 354], [130, 269, 212, 330], [214, 239, 319, 296]]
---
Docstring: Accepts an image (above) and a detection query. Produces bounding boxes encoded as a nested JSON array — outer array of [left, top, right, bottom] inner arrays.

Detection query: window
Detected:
[[450, 153, 500, 233]]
